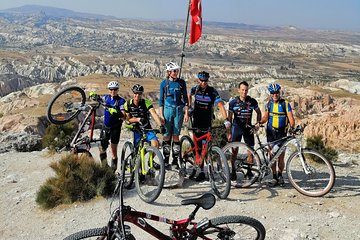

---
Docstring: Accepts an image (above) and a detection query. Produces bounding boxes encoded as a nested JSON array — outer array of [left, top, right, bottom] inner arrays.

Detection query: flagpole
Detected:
[[179, 0, 191, 79]]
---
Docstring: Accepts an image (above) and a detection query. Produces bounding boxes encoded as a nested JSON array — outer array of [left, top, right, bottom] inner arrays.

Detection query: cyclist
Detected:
[[257, 83, 295, 187], [159, 62, 189, 169], [188, 71, 230, 181], [124, 84, 164, 149], [97, 81, 126, 172], [228, 81, 262, 181]]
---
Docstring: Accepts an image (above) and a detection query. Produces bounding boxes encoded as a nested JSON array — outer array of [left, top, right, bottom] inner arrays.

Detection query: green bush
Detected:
[[42, 122, 77, 150], [306, 135, 338, 162], [36, 154, 116, 209], [212, 119, 228, 148]]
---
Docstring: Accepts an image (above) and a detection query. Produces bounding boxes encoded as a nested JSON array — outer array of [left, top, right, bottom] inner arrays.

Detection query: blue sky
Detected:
[[0, 0, 359, 32]]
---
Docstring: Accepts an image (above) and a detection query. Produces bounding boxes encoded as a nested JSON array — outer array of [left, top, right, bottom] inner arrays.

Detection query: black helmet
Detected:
[[197, 71, 210, 81], [132, 84, 144, 93]]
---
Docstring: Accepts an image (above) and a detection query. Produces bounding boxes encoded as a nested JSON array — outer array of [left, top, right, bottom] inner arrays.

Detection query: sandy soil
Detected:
[[1, 146, 359, 240]]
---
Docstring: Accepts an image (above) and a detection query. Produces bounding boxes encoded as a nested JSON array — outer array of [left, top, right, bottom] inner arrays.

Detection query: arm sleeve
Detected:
[[159, 81, 164, 107]]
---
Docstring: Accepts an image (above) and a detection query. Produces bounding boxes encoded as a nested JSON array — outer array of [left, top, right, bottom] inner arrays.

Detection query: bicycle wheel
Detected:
[[199, 215, 266, 240], [135, 146, 165, 203], [63, 227, 136, 240], [120, 141, 135, 189], [208, 146, 231, 199], [222, 142, 261, 188], [286, 149, 336, 197], [47, 86, 86, 125], [180, 135, 197, 179]]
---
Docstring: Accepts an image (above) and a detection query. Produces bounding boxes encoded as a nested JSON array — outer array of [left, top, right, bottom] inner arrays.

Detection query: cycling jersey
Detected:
[[102, 95, 125, 128], [190, 85, 222, 128], [124, 98, 153, 129], [228, 96, 259, 127], [159, 78, 188, 107], [265, 99, 291, 130]]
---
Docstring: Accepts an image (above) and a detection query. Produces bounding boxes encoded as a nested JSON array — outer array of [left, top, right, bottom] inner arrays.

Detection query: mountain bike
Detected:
[[63, 154, 266, 240], [120, 124, 165, 203], [222, 124, 336, 197], [179, 126, 231, 199], [46, 86, 104, 157]]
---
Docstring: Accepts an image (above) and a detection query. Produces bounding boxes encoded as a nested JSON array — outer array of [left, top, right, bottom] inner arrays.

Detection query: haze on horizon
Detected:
[[0, 0, 359, 32]]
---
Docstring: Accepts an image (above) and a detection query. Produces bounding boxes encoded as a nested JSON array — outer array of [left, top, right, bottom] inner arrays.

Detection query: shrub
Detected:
[[36, 154, 116, 209], [42, 122, 77, 150], [306, 135, 338, 162], [212, 119, 228, 148]]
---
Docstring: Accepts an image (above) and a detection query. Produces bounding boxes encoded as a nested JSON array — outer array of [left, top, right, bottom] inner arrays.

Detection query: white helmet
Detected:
[[165, 62, 180, 71], [107, 81, 119, 89]]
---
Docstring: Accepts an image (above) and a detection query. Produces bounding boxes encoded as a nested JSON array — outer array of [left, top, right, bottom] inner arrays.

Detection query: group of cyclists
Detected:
[[95, 61, 295, 188]]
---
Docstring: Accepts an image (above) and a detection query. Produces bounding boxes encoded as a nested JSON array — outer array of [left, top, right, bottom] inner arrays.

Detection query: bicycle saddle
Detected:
[[180, 193, 216, 210]]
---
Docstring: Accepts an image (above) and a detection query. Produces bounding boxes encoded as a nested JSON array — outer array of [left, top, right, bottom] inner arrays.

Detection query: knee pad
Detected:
[[162, 140, 171, 158], [172, 142, 180, 158]]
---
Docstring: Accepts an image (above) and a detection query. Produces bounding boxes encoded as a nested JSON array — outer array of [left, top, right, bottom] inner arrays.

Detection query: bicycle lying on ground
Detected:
[[47, 86, 104, 158], [222, 124, 336, 197], [120, 124, 165, 203], [180, 126, 231, 199], [63, 154, 266, 239]]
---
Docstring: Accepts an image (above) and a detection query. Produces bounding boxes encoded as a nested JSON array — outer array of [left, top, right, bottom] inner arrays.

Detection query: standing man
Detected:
[[159, 62, 189, 169], [228, 81, 262, 181], [188, 71, 231, 181], [257, 83, 295, 187], [95, 81, 126, 172]]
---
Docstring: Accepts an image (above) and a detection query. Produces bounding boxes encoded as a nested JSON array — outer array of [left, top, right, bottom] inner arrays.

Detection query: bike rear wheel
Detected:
[[208, 146, 231, 199], [199, 215, 266, 240], [120, 141, 135, 189], [47, 86, 86, 125], [180, 135, 197, 179], [286, 149, 335, 197], [135, 146, 165, 203], [63, 227, 135, 240], [222, 142, 261, 188]]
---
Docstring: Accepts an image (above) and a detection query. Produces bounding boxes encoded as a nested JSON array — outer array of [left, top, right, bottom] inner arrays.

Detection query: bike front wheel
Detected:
[[180, 135, 197, 179], [286, 149, 336, 197], [120, 141, 135, 189], [222, 142, 261, 188], [47, 86, 86, 125], [63, 227, 136, 240], [135, 146, 165, 203], [198, 215, 266, 240], [208, 146, 231, 199]]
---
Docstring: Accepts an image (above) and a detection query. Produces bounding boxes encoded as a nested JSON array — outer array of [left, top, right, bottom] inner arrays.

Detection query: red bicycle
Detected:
[[63, 156, 266, 240], [179, 126, 231, 199]]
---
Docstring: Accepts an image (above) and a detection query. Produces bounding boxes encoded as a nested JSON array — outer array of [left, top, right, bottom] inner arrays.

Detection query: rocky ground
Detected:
[[1, 140, 359, 240]]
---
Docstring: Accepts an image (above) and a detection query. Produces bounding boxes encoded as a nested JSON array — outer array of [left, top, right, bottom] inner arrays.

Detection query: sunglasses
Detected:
[[199, 79, 208, 82], [171, 69, 179, 73], [109, 88, 118, 91], [270, 91, 280, 94]]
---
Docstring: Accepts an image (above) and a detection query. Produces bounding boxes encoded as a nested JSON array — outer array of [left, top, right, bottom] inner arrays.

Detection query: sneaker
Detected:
[[139, 174, 146, 183], [278, 176, 285, 187], [195, 172, 206, 182], [230, 170, 237, 181], [267, 178, 279, 187], [164, 163, 172, 170], [171, 159, 179, 170], [244, 170, 254, 180]]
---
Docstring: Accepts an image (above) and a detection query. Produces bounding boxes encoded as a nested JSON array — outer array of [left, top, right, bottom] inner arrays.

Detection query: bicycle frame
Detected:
[[190, 130, 213, 166]]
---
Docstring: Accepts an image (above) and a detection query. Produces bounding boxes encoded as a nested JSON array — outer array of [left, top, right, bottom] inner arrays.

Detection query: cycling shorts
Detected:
[[134, 131, 157, 146], [100, 125, 121, 150], [231, 124, 255, 147], [163, 105, 184, 136], [266, 127, 287, 147]]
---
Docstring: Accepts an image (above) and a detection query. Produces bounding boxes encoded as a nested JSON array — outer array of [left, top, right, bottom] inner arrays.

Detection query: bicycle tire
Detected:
[[120, 141, 135, 189], [135, 146, 165, 203], [199, 215, 266, 240], [222, 142, 261, 188], [63, 227, 136, 240], [286, 148, 336, 197], [180, 135, 197, 179], [208, 146, 231, 199], [47, 86, 86, 125]]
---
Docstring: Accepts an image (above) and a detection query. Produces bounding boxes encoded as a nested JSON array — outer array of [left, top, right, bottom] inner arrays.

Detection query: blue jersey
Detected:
[[159, 78, 188, 107], [228, 96, 259, 127], [265, 99, 291, 130], [102, 95, 125, 128]]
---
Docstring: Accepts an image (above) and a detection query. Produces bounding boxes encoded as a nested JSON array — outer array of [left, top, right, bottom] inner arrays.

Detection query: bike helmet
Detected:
[[165, 62, 180, 71], [108, 81, 119, 89], [268, 83, 281, 93], [197, 71, 210, 81], [132, 84, 144, 93]]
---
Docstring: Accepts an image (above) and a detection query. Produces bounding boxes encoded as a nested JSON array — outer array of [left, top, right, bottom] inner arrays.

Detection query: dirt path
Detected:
[[0, 149, 359, 240]]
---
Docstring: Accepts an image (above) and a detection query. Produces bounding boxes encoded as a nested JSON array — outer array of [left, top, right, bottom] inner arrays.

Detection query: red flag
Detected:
[[189, 0, 202, 45]]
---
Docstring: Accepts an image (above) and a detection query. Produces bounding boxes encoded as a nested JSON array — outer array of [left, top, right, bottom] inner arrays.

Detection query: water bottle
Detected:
[[271, 144, 280, 155]]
